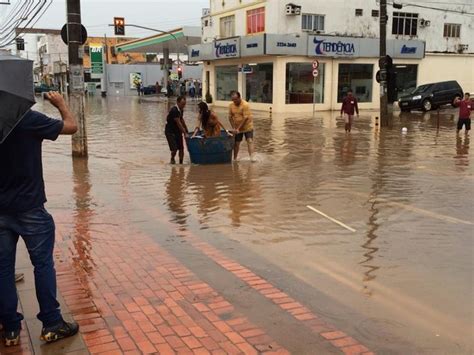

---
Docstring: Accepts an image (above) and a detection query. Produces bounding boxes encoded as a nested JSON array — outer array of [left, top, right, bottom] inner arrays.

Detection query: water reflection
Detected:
[[360, 200, 381, 297], [166, 166, 188, 229], [455, 135, 470, 169], [71, 157, 95, 274]]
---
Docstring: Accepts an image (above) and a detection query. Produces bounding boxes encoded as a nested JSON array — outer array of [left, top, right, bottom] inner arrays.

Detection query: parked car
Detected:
[[34, 83, 58, 93], [142, 85, 157, 95], [398, 80, 463, 112]]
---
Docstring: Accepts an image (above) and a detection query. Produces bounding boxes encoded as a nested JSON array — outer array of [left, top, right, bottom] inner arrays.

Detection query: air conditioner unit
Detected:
[[285, 3, 302, 16], [419, 19, 430, 27], [457, 44, 469, 53]]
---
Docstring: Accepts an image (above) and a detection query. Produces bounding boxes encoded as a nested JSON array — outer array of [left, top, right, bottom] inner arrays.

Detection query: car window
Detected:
[[412, 84, 431, 94]]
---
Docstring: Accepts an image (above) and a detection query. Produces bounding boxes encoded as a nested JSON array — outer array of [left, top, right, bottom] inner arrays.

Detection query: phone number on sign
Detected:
[[276, 42, 297, 48]]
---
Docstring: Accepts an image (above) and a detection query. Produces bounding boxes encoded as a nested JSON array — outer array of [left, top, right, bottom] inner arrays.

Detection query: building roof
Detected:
[[15, 28, 61, 35], [115, 26, 201, 54]]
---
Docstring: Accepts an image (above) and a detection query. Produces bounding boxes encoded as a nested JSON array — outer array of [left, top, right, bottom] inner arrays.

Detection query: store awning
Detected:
[[115, 26, 201, 54]]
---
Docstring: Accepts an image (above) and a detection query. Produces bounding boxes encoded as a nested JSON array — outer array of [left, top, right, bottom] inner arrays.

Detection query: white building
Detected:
[[190, 0, 474, 112]]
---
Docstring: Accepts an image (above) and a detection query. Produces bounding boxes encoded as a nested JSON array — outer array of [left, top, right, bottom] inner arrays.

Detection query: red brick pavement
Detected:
[[5, 208, 373, 354], [140, 206, 374, 355], [52, 212, 291, 354]]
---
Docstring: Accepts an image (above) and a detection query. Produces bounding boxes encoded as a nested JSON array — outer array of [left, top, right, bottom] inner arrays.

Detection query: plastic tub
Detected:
[[185, 131, 234, 164]]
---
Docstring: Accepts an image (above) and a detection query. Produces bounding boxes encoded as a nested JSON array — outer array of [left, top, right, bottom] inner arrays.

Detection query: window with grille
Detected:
[[392, 12, 418, 36], [220, 15, 235, 38], [355, 9, 363, 16], [247, 7, 265, 34], [302, 14, 325, 32], [443, 23, 461, 38]]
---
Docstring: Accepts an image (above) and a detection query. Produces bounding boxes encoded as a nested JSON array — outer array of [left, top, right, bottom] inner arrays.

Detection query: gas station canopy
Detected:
[[115, 26, 201, 54]]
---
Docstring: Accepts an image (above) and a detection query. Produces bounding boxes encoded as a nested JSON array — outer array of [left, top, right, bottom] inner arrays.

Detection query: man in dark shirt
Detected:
[[165, 96, 189, 164], [340, 89, 359, 133], [0, 92, 79, 346]]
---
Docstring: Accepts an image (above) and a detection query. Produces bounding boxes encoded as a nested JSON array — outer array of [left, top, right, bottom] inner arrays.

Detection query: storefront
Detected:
[[189, 34, 426, 112]]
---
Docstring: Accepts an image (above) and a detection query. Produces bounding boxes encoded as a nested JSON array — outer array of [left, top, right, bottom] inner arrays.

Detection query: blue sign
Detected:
[[314, 37, 356, 56], [401, 45, 417, 54]]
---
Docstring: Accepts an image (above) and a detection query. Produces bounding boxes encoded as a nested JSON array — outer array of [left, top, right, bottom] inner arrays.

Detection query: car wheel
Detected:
[[452, 95, 461, 107], [422, 99, 432, 112]]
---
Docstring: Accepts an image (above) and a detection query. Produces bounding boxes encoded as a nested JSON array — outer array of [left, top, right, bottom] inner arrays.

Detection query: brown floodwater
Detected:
[[37, 96, 472, 354]]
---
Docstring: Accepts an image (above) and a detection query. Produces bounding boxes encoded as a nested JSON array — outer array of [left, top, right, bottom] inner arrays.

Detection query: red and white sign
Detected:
[[312, 69, 319, 77], [312, 60, 319, 69]]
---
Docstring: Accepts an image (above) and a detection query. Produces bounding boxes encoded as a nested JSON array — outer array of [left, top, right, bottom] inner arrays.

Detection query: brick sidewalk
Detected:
[[7, 209, 373, 354]]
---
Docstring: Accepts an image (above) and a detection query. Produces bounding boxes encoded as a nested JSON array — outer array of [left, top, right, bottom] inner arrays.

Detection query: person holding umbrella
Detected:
[[0, 54, 79, 346]]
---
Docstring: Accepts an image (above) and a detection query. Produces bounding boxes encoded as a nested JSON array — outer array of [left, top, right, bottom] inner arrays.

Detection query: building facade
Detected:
[[190, 0, 474, 112]]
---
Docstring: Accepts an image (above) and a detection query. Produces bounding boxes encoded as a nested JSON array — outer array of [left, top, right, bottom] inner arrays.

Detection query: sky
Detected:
[[0, 0, 209, 38]]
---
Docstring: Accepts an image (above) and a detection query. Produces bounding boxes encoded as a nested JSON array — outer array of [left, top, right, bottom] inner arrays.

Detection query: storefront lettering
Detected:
[[276, 42, 297, 48], [401, 45, 417, 54], [314, 38, 355, 56], [191, 49, 200, 57], [215, 42, 238, 57]]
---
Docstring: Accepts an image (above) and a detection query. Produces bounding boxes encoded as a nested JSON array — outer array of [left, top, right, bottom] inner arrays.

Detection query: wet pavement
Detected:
[[6, 96, 473, 354]]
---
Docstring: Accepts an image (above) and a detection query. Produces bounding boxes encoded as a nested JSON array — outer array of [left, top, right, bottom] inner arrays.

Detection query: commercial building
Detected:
[[189, 0, 474, 112]]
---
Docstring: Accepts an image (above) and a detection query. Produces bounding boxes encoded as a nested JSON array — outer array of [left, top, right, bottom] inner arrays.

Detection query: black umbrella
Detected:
[[0, 52, 35, 144]]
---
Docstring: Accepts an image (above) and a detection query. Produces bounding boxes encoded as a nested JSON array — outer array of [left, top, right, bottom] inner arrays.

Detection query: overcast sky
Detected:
[[0, 0, 209, 37]]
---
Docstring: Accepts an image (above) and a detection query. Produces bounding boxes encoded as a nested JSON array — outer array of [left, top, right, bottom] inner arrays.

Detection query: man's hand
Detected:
[[46, 91, 66, 109], [45, 91, 77, 134]]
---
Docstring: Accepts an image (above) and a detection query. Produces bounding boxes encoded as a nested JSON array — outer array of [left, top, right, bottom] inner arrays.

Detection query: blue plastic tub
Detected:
[[185, 131, 234, 164]]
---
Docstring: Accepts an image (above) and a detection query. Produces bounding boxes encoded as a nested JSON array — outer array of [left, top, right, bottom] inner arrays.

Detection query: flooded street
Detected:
[[38, 96, 472, 354]]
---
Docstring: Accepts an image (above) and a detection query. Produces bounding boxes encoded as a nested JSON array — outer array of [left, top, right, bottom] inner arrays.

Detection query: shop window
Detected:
[[247, 7, 265, 34], [443, 23, 461, 38], [243, 63, 273, 104], [215, 65, 238, 101], [394, 64, 418, 99], [220, 15, 235, 38], [338, 64, 373, 103], [302, 14, 325, 32], [392, 12, 418, 36], [285, 63, 325, 104]]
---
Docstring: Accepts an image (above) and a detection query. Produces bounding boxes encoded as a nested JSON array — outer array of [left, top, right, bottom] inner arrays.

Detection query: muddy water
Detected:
[[38, 96, 472, 353]]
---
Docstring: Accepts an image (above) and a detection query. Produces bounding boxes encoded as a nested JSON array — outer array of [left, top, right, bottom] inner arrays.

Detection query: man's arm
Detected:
[[46, 92, 78, 134], [236, 104, 251, 132], [228, 107, 235, 129], [174, 117, 188, 135]]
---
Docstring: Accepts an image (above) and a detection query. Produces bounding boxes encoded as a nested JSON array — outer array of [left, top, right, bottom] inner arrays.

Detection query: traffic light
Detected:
[[114, 17, 125, 36], [177, 66, 182, 79], [387, 68, 398, 103], [16, 38, 25, 51]]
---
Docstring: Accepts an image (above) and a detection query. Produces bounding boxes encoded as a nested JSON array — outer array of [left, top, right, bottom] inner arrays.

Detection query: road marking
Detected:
[[306, 205, 356, 232]]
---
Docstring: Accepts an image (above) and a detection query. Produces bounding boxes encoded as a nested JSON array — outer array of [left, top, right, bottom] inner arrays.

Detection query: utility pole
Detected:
[[379, 0, 389, 127], [67, 0, 88, 157]]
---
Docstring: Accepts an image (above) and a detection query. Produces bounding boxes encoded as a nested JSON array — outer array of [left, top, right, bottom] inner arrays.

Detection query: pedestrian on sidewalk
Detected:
[[165, 95, 189, 164], [229, 91, 256, 162], [340, 89, 359, 133], [454, 92, 472, 135], [0, 92, 79, 347]]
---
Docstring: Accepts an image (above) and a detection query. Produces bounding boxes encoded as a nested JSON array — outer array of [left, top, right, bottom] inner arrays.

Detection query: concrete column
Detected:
[[163, 47, 169, 95]]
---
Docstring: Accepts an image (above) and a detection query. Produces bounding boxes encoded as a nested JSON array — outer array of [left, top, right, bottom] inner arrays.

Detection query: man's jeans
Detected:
[[0, 206, 62, 331]]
